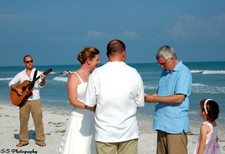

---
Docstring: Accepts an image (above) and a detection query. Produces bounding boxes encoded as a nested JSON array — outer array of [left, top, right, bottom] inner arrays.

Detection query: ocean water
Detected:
[[0, 61, 225, 123]]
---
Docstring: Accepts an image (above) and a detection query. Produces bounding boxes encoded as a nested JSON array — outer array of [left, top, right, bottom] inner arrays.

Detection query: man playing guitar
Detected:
[[9, 55, 46, 147]]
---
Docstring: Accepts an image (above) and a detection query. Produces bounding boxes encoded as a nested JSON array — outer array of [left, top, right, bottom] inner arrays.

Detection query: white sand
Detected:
[[0, 104, 224, 154]]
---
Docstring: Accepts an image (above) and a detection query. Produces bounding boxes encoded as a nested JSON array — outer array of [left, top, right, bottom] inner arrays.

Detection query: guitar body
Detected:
[[10, 68, 52, 107], [10, 80, 33, 107]]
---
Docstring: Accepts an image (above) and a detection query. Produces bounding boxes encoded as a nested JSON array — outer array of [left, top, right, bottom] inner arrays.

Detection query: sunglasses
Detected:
[[25, 60, 33, 64]]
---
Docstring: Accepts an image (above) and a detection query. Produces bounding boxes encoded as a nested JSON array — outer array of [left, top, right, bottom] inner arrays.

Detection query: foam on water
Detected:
[[0, 77, 12, 81], [53, 76, 68, 82], [191, 69, 225, 74], [192, 82, 225, 94], [190, 70, 203, 73], [202, 70, 225, 74], [144, 85, 158, 90]]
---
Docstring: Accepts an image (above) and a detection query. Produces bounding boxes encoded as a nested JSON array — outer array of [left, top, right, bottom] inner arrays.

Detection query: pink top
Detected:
[[193, 121, 221, 154]]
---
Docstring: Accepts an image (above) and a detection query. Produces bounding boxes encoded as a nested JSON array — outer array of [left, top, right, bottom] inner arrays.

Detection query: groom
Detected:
[[85, 39, 145, 154]]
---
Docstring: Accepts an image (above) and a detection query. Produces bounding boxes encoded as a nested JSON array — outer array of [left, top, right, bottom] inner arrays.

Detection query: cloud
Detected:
[[165, 13, 225, 40]]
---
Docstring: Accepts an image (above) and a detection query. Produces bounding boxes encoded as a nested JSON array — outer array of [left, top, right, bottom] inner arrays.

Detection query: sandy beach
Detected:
[[0, 103, 224, 154]]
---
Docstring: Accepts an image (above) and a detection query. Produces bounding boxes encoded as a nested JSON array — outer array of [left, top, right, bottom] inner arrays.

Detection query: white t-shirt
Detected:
[[85, 61, 144, 142], [9, 68, 43, 100]]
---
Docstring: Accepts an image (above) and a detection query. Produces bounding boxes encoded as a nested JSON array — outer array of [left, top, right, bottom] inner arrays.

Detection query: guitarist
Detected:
[[8, 55, 46, 147]]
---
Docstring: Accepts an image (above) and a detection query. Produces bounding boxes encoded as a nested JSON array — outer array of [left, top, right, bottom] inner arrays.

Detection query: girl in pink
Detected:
[[194, 99, 221, 154]]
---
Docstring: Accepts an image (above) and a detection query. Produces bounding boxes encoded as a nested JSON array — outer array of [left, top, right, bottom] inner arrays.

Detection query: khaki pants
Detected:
[[157, 130, 188, 154], [96, 139, 138, 154], [19, 99, 45, 144]]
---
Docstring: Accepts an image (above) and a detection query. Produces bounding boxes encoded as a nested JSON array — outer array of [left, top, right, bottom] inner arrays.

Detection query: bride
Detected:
[[59, 46, 100, 154]]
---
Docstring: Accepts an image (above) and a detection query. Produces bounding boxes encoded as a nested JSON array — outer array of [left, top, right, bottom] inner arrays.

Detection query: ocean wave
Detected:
[[53, 76, 68, 82], [192, 83, 206, 87], [42, 98, 69, 103], [50, 71, 57, 75], [202, 70, 225, 74], [191, 70, 225, 74], [192, 82, 225, 94], [190, 70, 203, 73], [189, 111, 199, 115], [144, 85, 158, 90], [0, 78, 12, 81]]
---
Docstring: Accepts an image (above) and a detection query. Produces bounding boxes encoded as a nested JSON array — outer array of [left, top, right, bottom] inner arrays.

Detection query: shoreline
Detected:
[[0, 103, 224, 154]]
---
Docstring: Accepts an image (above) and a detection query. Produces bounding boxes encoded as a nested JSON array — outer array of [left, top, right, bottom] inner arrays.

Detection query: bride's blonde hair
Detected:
[[77, 46, 100, 64]]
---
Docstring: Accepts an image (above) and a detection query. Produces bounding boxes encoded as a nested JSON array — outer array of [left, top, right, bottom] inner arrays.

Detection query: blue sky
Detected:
[[1, 0, 225, 66]]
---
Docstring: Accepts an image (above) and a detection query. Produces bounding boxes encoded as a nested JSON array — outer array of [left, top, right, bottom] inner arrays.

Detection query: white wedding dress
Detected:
[[59, 72, 96, 154]]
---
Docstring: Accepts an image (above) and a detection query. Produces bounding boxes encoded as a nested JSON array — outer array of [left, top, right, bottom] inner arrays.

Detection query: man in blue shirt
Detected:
[[145, 45, 192, 154]]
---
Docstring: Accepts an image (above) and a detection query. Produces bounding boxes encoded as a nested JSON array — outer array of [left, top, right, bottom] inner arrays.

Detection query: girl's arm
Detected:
[[197, 124, 210, 154]]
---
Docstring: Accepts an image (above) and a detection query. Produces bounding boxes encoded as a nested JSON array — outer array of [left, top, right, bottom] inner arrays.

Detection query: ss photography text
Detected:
[[0, 148, 37, 154]]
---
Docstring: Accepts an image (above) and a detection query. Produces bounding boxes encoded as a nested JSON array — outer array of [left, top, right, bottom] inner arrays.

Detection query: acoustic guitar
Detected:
[[10, 68, 52, 107]]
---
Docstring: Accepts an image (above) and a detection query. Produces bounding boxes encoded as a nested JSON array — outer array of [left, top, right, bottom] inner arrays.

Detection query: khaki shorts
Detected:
[[157, 130, 188, 154], [96, 138, 138, 154]]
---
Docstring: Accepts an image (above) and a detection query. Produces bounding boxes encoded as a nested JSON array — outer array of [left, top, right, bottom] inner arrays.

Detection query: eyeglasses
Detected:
[[25, 60, 33, 64], [158, 58, 171, 67]]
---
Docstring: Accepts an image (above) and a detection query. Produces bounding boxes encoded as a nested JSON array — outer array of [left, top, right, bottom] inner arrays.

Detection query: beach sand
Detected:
[[0, 104, 224, 154]]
